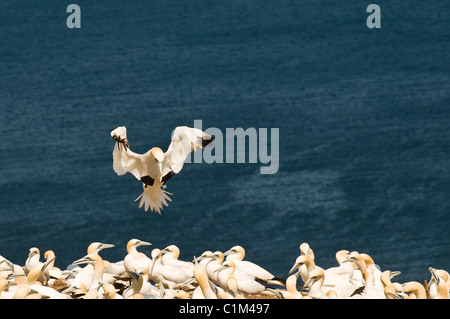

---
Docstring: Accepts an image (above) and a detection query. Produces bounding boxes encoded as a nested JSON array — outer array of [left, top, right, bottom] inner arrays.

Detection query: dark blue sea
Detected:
[[1, 1, 449, 283]]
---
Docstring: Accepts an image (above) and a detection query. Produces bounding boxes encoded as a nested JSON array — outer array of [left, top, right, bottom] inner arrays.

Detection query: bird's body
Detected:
[[111, 125, 214, 214], [224, 246, 285, 286], [161, 245, 194, 277], [193, 257, 217, 299], [123, 239, 152, 274], [149, 249, 192, 289], [216, 260, 268, 296]]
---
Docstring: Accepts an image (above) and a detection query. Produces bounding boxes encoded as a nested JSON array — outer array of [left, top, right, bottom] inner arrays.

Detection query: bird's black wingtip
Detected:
[[202, 135, 215, 148]]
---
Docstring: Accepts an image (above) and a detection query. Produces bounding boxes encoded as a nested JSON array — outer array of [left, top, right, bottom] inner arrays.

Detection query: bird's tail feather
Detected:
[[135, 184, 172, 214]]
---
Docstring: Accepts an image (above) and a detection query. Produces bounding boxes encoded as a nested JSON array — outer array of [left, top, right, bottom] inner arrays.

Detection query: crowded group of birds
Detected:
[[0, 240, 448, 299]]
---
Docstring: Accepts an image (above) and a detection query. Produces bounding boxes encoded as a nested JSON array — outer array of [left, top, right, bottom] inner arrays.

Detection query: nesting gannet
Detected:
[[224, 275, 245, 299], [304, 268, 332, 299], [66, 242, 115, 291], [24, 247, 50, 285], [43, 250, 63, 284], [161, 245, 194, 276], [224, 246, 285, 286], [380, 270, 402, 291], [402, 281, 427, 299], [110, 125, 214, 214], [355, 269, 385, 299], [72, 253, 106, 292], [101, 282, 123, 299], [317, 251, 360, 298], [122, 268, 147, 299], [428, 267, 449, 299], [124, 239, 152, 273], [268, 273, 303, 299], [381, 270, 403, 299], [192, 257, 217, 299], [289, 255, 319, 284], [24, 247, 41, 274], [149, 249, 192, 289], [198, 251, 224, 285], [299, 243, 315, 260], [359, 253, 384, 293], [215, 260, 268, 296]]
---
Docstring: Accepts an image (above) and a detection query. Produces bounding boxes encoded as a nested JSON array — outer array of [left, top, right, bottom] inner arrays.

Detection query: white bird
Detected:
[[319, 250, 362, 298], [223, 275, 245, 299], [71, 253, 106, 292], [123, 239, 152, 273], [24, 247, 50, 285], [268, 273, 303, 299], [102, 282, 123, 299], [401, 281, 428, 299], [110, 125, 214, 214], [224, 246, 285, 286], [428, 267, 449, 299], [122, 268, 147, 299], [289, 255, 320, 284], [304, 268, 332, 299], [198, 251, 224, 285], [161, 245, 194, 276], [215, 260, 268, 296], [148, 249, 192, 289], [65, 242, 115, 291], [299, 242, 315, 260], [192, 257, 217, 299]]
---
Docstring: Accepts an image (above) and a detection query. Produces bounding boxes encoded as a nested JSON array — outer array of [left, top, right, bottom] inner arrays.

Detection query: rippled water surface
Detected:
[[0, 1, 449, 282]]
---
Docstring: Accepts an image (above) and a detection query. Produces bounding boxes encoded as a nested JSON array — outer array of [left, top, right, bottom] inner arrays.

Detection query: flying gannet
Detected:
[[110, 126, 214, 214]]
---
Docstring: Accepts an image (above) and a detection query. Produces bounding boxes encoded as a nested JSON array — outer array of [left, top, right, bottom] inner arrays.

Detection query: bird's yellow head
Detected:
[[150, 147, 164, 163]]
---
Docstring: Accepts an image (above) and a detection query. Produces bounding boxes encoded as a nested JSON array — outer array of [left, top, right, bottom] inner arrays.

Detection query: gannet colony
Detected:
[[0, 240, 448, 299]]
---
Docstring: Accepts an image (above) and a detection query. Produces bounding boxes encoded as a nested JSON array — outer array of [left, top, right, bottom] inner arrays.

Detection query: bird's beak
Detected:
[[137, 241, 152, 247], [42, 257, 56, 271], [181, 276, 196, 287], [0, 259, 14, 271], [28, 250, 37, 258], [127, 270, 140, 281], [342, 256, 356, 264], [194, 255, 204, 262], [157, 161, 162, 173], [150, 255, 160, 275], [8, 273, 25, 279], [72, 255, 91, 265], [304, 277, 314, 289], [100, 243, 115, 250], [289, 263, 301, 275], [428, 267, 439, 286], [390, 271, 401, 280]]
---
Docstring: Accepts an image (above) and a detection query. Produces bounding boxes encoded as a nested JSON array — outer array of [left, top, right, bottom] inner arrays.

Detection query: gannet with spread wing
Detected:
[[110, 126, 214, 214]]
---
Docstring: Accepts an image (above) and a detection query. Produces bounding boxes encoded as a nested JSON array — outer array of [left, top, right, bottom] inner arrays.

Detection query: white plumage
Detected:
[[110, 125, 214, 214]]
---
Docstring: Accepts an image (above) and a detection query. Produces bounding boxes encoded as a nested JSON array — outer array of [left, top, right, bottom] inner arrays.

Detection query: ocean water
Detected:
[[0, 1, 449, 283]]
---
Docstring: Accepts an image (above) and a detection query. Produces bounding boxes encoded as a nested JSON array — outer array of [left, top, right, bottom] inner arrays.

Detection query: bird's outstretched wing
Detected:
[[111, 126, 150, 180], [162, 126, 214, 176]]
